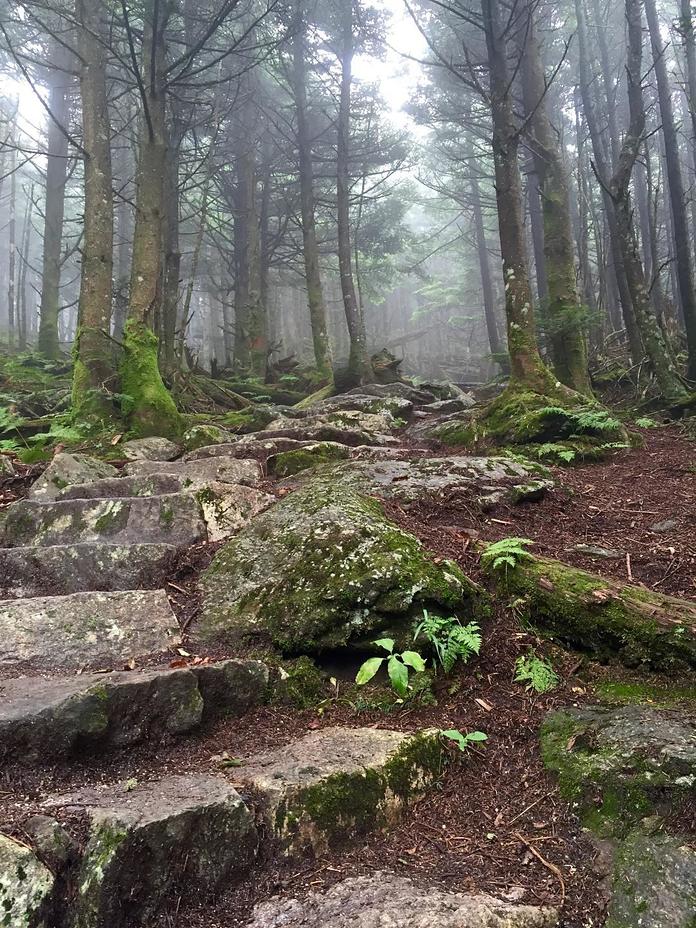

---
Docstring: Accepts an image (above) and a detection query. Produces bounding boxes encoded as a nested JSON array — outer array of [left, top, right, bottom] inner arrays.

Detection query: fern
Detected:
[[414, 610, 482, 673], [572, 409, 621, 434], [634, 417, 659, 428], [514, 653, 559, 694], [534, 442, 576, 463], [481, 537, 534, 573]]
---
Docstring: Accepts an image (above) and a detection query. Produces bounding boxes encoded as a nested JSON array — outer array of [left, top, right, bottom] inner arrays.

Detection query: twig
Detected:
[[514, 831, 566, 904], [626, 552, 633, 581]]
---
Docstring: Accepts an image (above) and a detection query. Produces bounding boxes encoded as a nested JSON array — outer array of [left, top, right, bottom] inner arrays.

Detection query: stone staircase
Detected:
[[0, 392, 565, 927]]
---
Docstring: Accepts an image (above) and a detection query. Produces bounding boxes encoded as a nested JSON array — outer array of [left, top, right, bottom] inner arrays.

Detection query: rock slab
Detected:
[[0, 833, 54, 928], [247, 873, 558, 927]]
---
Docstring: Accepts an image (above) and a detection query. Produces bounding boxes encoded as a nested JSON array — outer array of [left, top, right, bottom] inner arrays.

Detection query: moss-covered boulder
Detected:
[[182, 424, 233, 452], [237, 727, 447, 855], [198, 482, 486, 653], [267, 442, 351, 477], [488, 553, 696, 671], [27, 452, 117, 501], [122, 436, 181, 461], [540, 705, 695, 837], [0, 834, 54, 927], [605, 831, 696, 928]]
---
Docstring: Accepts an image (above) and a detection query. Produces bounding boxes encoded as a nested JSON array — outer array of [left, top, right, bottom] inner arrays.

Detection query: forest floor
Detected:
[[2, 419, 693, 927]]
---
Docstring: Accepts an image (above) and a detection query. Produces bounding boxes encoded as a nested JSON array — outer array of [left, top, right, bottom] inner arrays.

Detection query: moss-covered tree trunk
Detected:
[[38, 40, 71, 360], [71, 0, 116, 422], [480, 0, 559, 395], [121, 0, 182, 437], [292, 3, 332, 379], [607, 0, 688, 405], [520, 7, 591, 395], [469, 150, 505, 369]]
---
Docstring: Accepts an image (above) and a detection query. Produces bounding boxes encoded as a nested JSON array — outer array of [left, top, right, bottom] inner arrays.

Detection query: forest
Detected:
[[0, 0, 694, 927]]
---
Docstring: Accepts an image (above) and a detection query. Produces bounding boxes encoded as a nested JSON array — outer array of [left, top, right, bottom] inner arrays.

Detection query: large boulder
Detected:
[[0, 834, 54, 928], [49, 774, 257, 928], [0, 589, 180, 672], [28, 453, 117, 501], [247, 874, 558, 928], [198, 481, 485, 653], [123, 455, 262, 486], [121, 436, 181, 461], [236, 727, 446, 855]]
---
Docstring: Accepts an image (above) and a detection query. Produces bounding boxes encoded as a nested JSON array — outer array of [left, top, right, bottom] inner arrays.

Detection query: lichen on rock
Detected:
[[198, 479, 487, 653]]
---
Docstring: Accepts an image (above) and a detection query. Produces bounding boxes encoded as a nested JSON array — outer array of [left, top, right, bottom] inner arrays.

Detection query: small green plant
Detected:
[[355, 638, 426, 698], [634, 416, 659, 428], [481, 537, 534, 573], [414, 610, 482, 673], [514, 653, 559, 694], [439, 728, 488, 752], [535, 442, 576, 463]]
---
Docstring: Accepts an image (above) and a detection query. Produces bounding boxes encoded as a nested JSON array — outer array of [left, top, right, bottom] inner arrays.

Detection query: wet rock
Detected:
[[198, 480, 484, 653], [124, 455, 262, 486], [247, 873, 559, 928], [606, 831, 696, 928], [50, 774, 257, 928], [0, 833, 54, 928], [27, 453, 118, 501], [0, 542, 176, 596], [122, 436, 181, 461], [0, 659, 268, 761], [237, 727, 447, 854], [541, 705, 696, 836], [0, 589, 180, 672], [1, 494, 206, 547]]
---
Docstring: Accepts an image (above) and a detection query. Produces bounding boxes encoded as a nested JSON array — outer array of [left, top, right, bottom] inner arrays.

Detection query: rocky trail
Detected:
[[0, 382, 694, 928]]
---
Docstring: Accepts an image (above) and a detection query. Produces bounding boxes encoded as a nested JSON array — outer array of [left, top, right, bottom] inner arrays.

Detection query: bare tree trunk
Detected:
[[608, 0, 687, 403], [337, 0, 373, 385], [18, 183, 34, 350], [519, 1, 591, 393], [7, 141, 16, 349], [292, 4, 332, 377], [645, 0, 696, 379], [469, 163, 505, 366], [38, 41, 71, 358], [71, 0, 115, 419], [121, 0, 182, 436]]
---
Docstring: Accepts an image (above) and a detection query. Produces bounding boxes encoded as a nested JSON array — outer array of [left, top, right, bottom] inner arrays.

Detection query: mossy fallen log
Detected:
[[488, 552, 696, 671]]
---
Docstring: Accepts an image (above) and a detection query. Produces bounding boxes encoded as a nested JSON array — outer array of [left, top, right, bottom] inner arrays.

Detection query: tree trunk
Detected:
[[7, 143, 16, 349], [18, 184, 34, 350], [38, 41, 72, 358], [72, 0, 116, 420], [480, 0, 557, 392], [292, 5, 332, 377], [121, 0, 182, 436], [608, 0, 687, 404], [520, 5, 591, 393], [469, 164, 505, 365], [337, 0, 373, 385]]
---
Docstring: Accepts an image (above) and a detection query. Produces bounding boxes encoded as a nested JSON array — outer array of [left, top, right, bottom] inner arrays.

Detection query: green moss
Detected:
[[183, 424, 230, 452], [221, 405, 275, 434], [120, 320, 183, 439], [270, 656, 327, 709], [93, 501, 125, 535], [269, 443, 351, 478], [596, 680, 696, 709], [489, 553, 696, 671]]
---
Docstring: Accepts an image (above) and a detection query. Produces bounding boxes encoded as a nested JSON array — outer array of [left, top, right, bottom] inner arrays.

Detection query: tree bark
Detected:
[[292, 3, 332, 377], [38, 41, 72, 358], [469, 163, 504, 365], [519, 4, 591, 393], [337, 0, 373, 385], [645, 0, 696, 380]]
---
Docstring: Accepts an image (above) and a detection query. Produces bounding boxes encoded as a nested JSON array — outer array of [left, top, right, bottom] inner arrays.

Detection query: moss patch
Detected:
[[120, 321, 183, 439], [268, 443, 351, 478]]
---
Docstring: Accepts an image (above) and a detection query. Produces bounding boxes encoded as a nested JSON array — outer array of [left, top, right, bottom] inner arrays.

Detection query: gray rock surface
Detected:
[[0, 659, 268, 761], [237, 727, 445, 853], [1, 494, 206, 547], [247, 874, 558, 928], [346, 381, 436, 403], [56, 473, 185, 499], [27, 453, 117, 501], [0, 542, 176, 596], [606, 831, 696, 928], [51, 774, 257, 928], [0, 589, 180, 671], [199, 479, 483, 652], [121, 436, 181, 461], [185, 437, 314, 461], [124, 455, 262, 486], [422, 396, 477, 414], [0, 833, 54, 928]]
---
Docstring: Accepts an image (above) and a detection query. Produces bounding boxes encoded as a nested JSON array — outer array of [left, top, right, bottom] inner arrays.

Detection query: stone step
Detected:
[[56, 473, 185, 499], [0, 589, 180, 673], [0, 659, 268, 763], [185, 437, 317, 462], [45, 774, 258, 928], [246, 874, 559, 928], [234, 726, 447, 855], [0, 542, 176, 596], [0, 494, 207, 547], [123, 455, 262, 486]]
